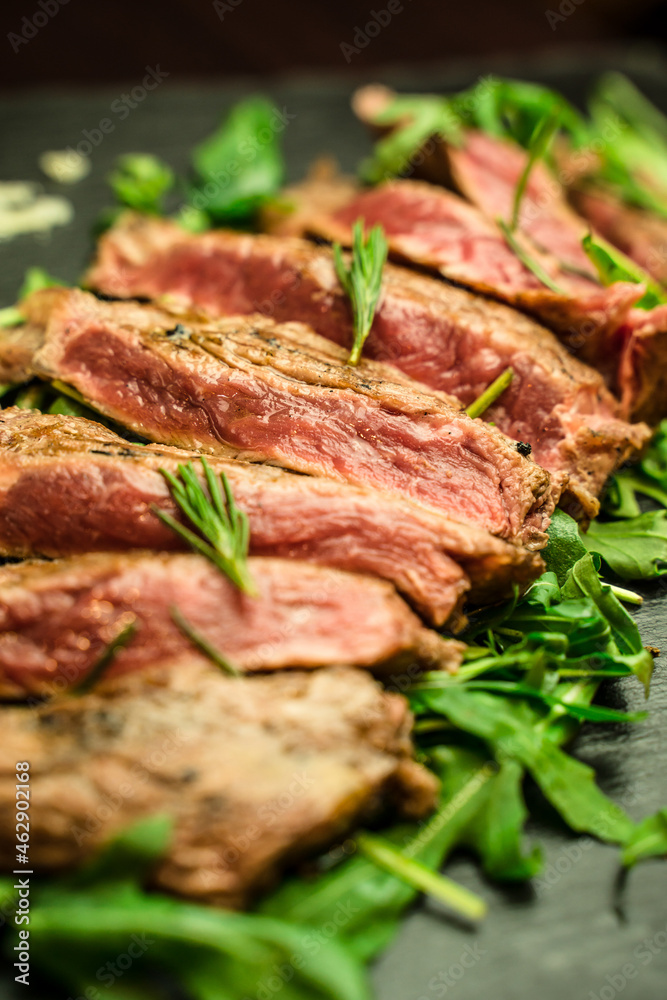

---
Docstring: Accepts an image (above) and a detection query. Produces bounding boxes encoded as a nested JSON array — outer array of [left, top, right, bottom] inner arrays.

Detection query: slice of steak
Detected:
[[0, 662, 438, 907], [0, 551, 462, 699], [85, 215, 650, 517], [352, 86, 597, 278], [615, 305, 667, 424], [32, 290, 554, 548], [0, 408, 547, 624], [261, 176, 643, 365], [0, 287, 63, 384]]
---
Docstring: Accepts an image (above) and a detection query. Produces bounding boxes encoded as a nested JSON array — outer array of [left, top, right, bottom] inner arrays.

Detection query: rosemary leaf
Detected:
[[497, 218, 566, 295], [73, 620, 138, 696], [156, 459, 256, 595], [170, 605, 241, 677], [333, 220, 388, 366]]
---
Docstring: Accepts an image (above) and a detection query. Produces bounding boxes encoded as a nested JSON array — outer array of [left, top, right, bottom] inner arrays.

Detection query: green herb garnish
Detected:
[[333, 220, 388, 366], [108, 153, 174, 215], [497, 218, 566, 294], [189, 96, 285, 225], [581, 232, 666, 309], [355, 832, 487, 922], [72, 619, 138, 695], [170, 604, 241, 677], [360, 94, 462, 184], [510, 109, 561, 230], [465, 367, 514, 418], [156, 459, 256, 595]]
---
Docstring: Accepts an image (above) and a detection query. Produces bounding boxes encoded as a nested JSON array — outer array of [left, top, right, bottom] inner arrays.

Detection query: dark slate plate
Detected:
[[1, 49, 666, 1000]]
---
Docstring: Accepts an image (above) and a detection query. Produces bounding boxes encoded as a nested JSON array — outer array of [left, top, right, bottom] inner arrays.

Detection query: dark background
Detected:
[[2, 0, 667, 91]]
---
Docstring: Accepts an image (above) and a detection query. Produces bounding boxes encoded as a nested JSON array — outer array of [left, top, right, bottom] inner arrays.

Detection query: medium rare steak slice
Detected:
[[0, 552, 462, 698], [0, 409, 546, 624], [351, 86, 596, 277], [0, 662, 438, 907], [32, 289, 554, 548], [615, 305, 667, 425], [85, 215, 650, 517], [261, 177, 643, 364], [0, 287, 63, 385]]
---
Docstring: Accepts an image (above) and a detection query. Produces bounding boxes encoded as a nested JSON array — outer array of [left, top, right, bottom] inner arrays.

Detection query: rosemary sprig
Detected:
[[465, 367, 514, 419], [333, 219, 388, 366], [497, 218, 566, 295], [510, 109, 560, 231], [156, 459, 256, 595], [73, 619, 138, 696], [170, 605, 241, 677]]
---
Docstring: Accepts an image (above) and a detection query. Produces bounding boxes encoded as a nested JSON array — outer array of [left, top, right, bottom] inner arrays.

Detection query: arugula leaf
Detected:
[[412, 686, 636, 844], [333, 221, 388, 365], [543, 509, 587, 585], [584, 511, 667, 580], [359, 94, 462, 184], [108, 154, 174, 214], [459, 756, 542, 880], [581, 233, 666, 310], [622, 808, 667, 866], [4, 817, 373, 1000], [588, 73, 667, 218], [190, 96, 284, 225]]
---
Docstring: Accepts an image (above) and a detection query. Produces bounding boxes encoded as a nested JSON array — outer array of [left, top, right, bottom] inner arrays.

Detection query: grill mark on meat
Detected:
[[0, 663, 438, 907], [0, 551, 463, 698], [84, 215, 650, 516], [0, 409, 550, 626], [31, 289, 554, 548]]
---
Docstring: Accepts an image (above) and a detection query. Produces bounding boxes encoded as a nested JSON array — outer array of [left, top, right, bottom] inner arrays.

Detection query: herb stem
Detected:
[[333, 220, 388, 366], [356, 832, 487, 922], [170, 605, 241, 677], [465, 368, 514, 419], [608, 584, 643, 606], [497, 219, 566, 295], [510, 110, 560, 231], [73, 619, 138, 695]]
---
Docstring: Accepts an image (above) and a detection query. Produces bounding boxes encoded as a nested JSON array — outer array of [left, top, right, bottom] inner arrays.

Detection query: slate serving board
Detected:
[[1, 48, 666, 1000]]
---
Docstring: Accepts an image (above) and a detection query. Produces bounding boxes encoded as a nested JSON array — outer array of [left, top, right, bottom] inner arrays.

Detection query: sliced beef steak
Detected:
[[32, 290, 554, 548], [0, 552, 462, 698], [0, 287, 63, 385], [615, 305, 667, 425], [85, 215, 649, 516], [0, 409, 547, 624], [0, 663, 438, 907], [261, 176, 642, 365], [352, 86, 596, 277]]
